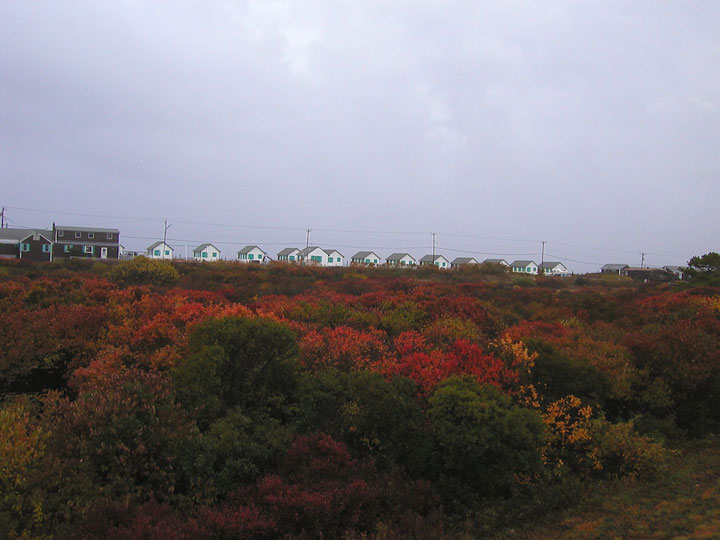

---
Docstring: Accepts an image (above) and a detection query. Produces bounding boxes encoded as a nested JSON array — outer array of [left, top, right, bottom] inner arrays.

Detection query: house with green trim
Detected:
[[351, 251, 381, 266], [147, 241, 174, 260], [510, 260, 538, 275], [193, 243, 221, 262], [237, 245, 266, 263]]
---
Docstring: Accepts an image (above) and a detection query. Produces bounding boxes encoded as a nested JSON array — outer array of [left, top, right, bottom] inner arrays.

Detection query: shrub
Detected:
[[109, 256, 179, 285]]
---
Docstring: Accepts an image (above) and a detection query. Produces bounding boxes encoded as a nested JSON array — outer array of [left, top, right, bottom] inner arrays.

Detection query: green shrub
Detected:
[[109, 256, 179, 285]]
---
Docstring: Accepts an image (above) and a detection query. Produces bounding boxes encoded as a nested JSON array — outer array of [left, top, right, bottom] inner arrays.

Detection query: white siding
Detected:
[[148, 242, 173, 260]]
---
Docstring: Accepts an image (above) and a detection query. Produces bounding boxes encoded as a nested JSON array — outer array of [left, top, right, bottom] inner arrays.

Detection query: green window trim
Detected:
[[248, 254, 254, 260], [328, 257, 333, 263], [154, 249, 160, 256], [202, 252, 208, 258], [21, 243, 30, 252], [165, 250, 170, 256], [42, 244, 51, 253]]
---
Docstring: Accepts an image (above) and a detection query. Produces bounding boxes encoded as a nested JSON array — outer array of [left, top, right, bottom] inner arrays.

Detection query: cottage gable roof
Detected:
[[420, 254, 448, 263], [601, 263, 629, 271], [387, 252, 414, 261], [299, 246, 325, 257], [351, 251, 378, 260], [510, 260, 537, 267], [452, 257, 479, 265], [277, 247, 300, 256], [147, 241, 173, 251], [539, 261, 565, 269], [193, 243, 220, 253], [0, 228, 53, 243], [237, 245, 265, 255]]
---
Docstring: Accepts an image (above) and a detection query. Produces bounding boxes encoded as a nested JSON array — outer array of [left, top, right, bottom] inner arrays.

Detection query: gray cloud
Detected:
[[2, 1, 718, 270]]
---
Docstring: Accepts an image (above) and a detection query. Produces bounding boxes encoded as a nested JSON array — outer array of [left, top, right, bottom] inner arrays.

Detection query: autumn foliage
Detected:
[[0, 259, 718, 538]]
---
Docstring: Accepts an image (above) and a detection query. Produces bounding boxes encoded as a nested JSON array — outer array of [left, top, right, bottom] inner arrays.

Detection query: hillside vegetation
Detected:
[[1, 258, 719, 539]]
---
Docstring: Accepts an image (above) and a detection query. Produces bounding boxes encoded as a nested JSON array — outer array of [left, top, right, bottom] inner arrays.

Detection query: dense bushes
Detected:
[[1, 261, 717, 538]]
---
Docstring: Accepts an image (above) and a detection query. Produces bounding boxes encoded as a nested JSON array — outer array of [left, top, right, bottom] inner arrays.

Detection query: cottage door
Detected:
[[101, 247, 108, 259]]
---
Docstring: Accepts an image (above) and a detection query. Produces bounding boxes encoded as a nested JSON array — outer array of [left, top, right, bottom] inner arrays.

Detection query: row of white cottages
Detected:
[[145, 242, 569, 275]]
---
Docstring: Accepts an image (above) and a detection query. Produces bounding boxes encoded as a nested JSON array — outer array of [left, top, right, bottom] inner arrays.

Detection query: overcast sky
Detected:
[[2, 1, 719, 271]]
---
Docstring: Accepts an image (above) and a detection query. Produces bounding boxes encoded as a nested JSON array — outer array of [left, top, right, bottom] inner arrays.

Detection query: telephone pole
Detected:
[[540, 240, 546, 274], [431, 232, 436, 260], [0, 207, 5, 228], [640, 252, 646, 268], [306, 229, 311, 250], [163, 220, 172, 256]]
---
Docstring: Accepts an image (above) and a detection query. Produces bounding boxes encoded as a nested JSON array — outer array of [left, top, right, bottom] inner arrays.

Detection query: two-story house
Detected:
[[53, 225, 120, 259]]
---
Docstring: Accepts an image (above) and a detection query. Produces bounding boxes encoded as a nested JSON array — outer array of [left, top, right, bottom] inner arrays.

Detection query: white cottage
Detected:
[[483, 258, 510, 267], [386, 253, 417, 267], [298, 246, 328, 266], [350, 251, 381, 266], [237, 245, 266, 263], [510, 260, 538, 275], [277, 247, 301, 263], [451, 257, 480, 268], [147, 241, 174, 260], [325, 249, 344, 267], [193, 243, 221, 262], [539, 261, 569, 276], [419, 254, 450, 269]]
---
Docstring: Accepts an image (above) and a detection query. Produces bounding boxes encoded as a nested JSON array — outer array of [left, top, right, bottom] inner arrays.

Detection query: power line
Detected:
[[5, 204, 692, 264]]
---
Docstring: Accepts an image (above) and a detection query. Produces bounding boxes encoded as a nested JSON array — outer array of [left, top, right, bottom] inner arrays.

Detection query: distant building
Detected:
[[663, 265, 686, 281], [325, 249, 344, 267], [510, 260, 538, 275], [386, 253, 417, 267], [53, 225, 120, 259], [147, 241, 174, 260], [419, 254, 450, 269], [237, 245, 266, 263], [351, 251, 381, 266], [0, 228, 54, 262], [451, 257, 479, 268], [193, 243, 221, 262], [298, 246, 328, 266], [277, 247, 300, 262], [483, 258, 510, 267], [539, 261, 569, 276], [601, 263, 629, 274], [621, 267, 675, 282]]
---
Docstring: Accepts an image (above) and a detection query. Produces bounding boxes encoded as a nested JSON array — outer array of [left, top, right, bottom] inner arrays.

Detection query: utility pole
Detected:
[[305, 229, 311, 265], [540, 240, 546, 274], [163, 220, 172, 258], [431, 232, 436, 260], [0, 207, 4, 228], [640, 252, 646, 268]]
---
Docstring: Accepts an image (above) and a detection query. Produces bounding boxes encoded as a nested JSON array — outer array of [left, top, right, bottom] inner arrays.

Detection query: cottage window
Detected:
[[165, 250, 170, 256], [75, 232, 81, 238], [154, 249, 160, 256], [374, 259, 378, 263], [248, 254, 254, 260], [289, 255, 295, 261], [88, 233, 94, 239], [84, 245, 94, 254], [328, 257, 333, 263], [212, 252, 218, 257], [65, 245, 72, 253], [107, 233, 113, 239], [58, 231, 64, 237], [21, 243, 30, 252], [42, 244, 51, 253], [202, 252, 208, 258]]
